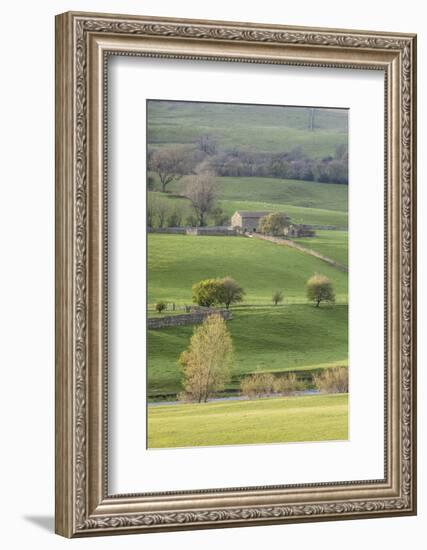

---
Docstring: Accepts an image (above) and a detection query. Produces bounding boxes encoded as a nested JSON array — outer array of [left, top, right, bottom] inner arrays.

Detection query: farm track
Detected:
[[251, 233, 348, 272]]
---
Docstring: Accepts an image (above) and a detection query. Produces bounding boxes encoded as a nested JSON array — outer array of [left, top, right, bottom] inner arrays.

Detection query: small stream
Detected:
[[148, 389, 320, 407]]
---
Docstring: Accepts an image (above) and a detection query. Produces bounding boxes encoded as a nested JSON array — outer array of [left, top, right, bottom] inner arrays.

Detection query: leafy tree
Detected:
[[192, 279, 223, 307], [306, 274, 335, 307], [179, 314, 233, 403], [272, 290, 284, 306], [155, 301, 167, 314], [192, 277, 245, 309], [258, 212, 289, 236], [218, 277, 245, 309]]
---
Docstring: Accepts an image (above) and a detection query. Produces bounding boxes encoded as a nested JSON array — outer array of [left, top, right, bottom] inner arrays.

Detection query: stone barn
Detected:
[[231, 211, 271, 232]]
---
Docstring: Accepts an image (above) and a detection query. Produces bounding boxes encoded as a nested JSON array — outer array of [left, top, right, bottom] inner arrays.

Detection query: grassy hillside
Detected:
[[294, 230, 348, 266], [147, 234, 348, 400], [219, 200, 348, 228], [167, 176, 348, 212], [148, 305, 348, 399], [148, 100, 348, 158], [151, 191, 348, 228], [148, 234, 348, 306], [150, 171, 349, 228], [148, 393, 348, 448]]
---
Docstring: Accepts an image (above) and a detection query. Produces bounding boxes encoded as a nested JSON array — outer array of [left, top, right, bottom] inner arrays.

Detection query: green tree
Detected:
[[258, 212, 289, 235], [179, 314, 233, 403], [192, 279, 223, 307], [306, 274, 335, 307], [218, 277, 245, 309]]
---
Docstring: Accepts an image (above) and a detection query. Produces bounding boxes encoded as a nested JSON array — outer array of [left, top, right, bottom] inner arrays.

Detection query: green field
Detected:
[[148, 101, 348, 158], [148, 305, 347, 399], [148, 234, 348, 306], [148, 393, 348, 448], [146, 100, 349, 447], [167, 176, 348, 212], [220, 200, 348, 228], [150, 173, 349, 229], [147, 234, 348, 400], [294, 230, 349, 267]]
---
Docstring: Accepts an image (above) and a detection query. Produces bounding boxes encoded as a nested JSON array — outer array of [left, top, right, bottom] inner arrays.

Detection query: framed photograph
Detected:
[[55, 11, 417, 537]]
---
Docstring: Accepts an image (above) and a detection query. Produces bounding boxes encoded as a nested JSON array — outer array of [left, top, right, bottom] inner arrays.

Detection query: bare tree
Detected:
[[156, 199, 169, 228], [184, 170, 218, 227], [148, 145, 192, 192], [147, 194, 156, 228], [147, 193, 170, 228], [197, 134, 217, 155]]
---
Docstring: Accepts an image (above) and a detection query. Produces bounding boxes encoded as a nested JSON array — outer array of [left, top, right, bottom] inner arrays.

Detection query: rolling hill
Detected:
[[148, 100, 348, 158]]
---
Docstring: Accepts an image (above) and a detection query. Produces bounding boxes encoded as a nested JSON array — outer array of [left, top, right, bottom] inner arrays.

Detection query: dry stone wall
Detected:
[[148, 308, 233, 329]]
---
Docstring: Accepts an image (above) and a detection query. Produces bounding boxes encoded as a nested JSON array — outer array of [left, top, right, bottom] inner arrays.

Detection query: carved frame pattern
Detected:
[[55, 11, 416, 537]]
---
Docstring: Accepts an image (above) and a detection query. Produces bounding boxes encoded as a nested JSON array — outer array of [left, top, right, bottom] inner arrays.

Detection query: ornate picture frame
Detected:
[[55, 11, 417, 537]]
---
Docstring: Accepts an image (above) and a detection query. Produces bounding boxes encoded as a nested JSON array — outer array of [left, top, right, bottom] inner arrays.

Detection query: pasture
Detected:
[[148, 305, 348, 399], [147, 393, 349, 448], [294, 230, 349, 267], [148, 234, 348, 306], [146, 99, 349, 448], [149, 173, 349, 228], [147, 233, 348, 400], [147, 100, 348, 158], [167, 176, 348, 212]]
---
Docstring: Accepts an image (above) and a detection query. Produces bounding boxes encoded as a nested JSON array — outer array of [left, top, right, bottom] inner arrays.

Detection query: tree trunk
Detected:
[[316, 299, 320, 307]]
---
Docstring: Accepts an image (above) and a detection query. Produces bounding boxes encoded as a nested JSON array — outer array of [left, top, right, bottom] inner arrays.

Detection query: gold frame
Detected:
[[55, 11, 417, 538]]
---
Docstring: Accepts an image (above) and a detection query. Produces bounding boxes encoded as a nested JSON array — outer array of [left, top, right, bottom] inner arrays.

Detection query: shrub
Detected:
[[272, 290, 284, 305], [273, 373, 303, 395], [155, 301, 167, 314], [313, 367, 348, 393], [240, 372, 276, 399]]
